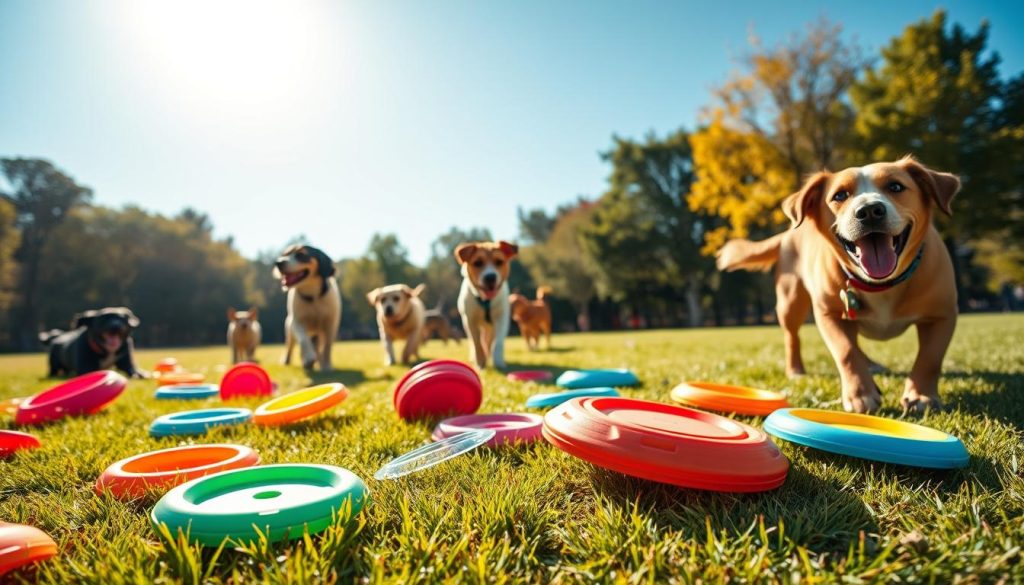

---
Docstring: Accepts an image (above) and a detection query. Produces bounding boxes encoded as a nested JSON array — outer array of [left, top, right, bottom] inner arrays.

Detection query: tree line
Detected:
[[0, 11, 1020, 351]]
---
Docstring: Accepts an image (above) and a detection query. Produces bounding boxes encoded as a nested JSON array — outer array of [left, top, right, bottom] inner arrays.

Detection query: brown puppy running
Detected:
[[227, 307, 261, 364], [508, 286, 552, 351], [717, 157, 960, 413], [367, 283, 427, 365]]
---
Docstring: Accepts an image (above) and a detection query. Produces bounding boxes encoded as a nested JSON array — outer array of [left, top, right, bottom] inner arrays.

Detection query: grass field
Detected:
[[2, 314, 1023, 583]]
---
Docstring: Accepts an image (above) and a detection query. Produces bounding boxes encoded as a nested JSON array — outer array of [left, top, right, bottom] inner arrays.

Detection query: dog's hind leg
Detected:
[[776, 273, 811, 377]]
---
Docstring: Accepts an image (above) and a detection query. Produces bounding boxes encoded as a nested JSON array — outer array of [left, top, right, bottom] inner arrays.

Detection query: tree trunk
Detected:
[[686, 275, 703, 328], [944, 236, 967, 312]]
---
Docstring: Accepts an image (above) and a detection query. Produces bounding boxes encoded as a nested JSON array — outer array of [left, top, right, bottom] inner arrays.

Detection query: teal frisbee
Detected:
[[155, 384, 220, 400], [764, 408, 969, 469], [149, 408, 252, 437], [525, 387, 619, 409], [151, 464, 368, 546], [556, 369, 639, 389]]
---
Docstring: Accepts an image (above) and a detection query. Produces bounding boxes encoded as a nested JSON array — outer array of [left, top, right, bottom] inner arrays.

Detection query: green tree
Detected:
[[581, 131, 711, 326], [1, 159, 92, 348], [0, 199, 20, 345]]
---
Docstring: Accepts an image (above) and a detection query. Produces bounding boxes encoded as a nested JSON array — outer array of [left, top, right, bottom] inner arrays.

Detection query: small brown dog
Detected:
[[421, 305, 461, 345], [227, 307, 261, 364], [367, 284, 427, 365], [718, 157, 960, 413], [455, 240, 518, 369], [509, 286, 552, 351]]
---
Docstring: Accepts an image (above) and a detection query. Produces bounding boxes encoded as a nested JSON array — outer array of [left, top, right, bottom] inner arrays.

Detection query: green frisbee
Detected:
[[151, 464, 368, 546]]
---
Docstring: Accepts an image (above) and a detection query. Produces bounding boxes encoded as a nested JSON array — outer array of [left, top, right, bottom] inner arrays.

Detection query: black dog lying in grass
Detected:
[[39, 307, 145, 378]]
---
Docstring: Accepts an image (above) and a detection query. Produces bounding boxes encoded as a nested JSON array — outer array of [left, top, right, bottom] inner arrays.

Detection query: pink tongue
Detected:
[[855, 233, 897, 279]]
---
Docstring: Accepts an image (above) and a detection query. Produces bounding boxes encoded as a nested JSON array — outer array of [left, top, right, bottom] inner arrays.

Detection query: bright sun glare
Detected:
[[119, 0, 342, 128]]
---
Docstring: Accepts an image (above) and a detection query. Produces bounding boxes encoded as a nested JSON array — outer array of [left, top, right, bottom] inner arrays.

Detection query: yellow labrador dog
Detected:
[[718, 157, 960, 413], [367, 283, 427, 365], [273, 245, 341, 371]]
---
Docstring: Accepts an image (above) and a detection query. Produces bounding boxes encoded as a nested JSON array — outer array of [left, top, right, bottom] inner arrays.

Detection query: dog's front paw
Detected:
[[130, 370, 150, 379], [842, 380, 882, 413], [901, 381, 942, 415]]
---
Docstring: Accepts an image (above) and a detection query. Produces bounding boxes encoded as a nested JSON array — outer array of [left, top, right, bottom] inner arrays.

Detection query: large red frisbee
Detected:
[[432, 413, 544, 446], [219, 363, 272, 399], [542, 396, 789, 492], [670, 381, 789, 416], [96, 444, 261, 499], [15, 371, 127, 425], [0, 430, 41, 457], [393, 360, 481, 420], [0, 523, 57, 577]]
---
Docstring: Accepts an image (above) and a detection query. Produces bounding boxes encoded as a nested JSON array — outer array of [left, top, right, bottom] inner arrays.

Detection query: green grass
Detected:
[[2, 313, 1023, 583]]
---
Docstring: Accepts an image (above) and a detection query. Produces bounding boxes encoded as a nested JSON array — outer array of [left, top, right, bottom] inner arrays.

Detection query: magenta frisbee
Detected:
[[393, 360, 482, 421], [219, 363, 272, 399], [432, 413, 544, 446], [507, 370, 553, 383], [15, 371, 127, 425], [0, 430, 40, 457]]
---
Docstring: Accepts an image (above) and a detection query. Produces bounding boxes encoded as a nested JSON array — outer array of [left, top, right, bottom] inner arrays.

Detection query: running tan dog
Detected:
[[368, 283, 427, 365], [455, 240, 518, 369], [227, 307, 261, 364], [717, 157, 960, 414], [273, 244, 341, 371], [509, 286, 552, 351]]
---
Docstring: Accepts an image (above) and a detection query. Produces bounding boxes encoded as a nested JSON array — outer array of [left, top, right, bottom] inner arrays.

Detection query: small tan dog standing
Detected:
[[367, 284, 427, 365], [717, 157, 960, 414], [508, 286, 552, 351], [227, 307, 261, 364]]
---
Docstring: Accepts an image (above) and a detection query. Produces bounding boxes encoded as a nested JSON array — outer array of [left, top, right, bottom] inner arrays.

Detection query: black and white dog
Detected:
[[39, 307, 145, 378]]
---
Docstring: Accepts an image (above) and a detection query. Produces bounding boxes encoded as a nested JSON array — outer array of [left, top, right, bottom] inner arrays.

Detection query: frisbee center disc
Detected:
[[606, 407, 746, 439], [253, 490, 282, 500]]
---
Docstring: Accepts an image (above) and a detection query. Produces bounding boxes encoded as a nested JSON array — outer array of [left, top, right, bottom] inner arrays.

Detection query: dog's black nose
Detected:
[[274, 259, 287, 270], [483, 273, 497, 287], [384, 306, 394, 316], [855, 202, 887, 222]]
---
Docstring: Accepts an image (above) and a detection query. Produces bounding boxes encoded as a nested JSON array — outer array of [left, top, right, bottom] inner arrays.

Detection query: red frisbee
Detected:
[[15, 371, 127, 425], [507, 370, 553, 383], [0, 522, 57, 577], [219, 363, 273, 399], [0, 430, 40, 457], [432, 413, 544, 446], [393, 360, 482, 421], [96, 444, 261, 499], [542, 396, 789, 492]]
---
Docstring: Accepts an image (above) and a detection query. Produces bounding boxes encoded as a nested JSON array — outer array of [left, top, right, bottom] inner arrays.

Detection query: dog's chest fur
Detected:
[[458, 280, 508, 329], [850, 292, 916, 340]]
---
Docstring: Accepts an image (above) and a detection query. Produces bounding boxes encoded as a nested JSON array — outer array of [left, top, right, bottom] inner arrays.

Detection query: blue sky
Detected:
[[1, 1, 1021, 264]]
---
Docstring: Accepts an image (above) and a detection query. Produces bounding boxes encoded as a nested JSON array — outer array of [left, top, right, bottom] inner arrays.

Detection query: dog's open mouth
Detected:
[[837, 224, 911, 280], [281, 269, 309, 287], [480, 284, 499, 300]]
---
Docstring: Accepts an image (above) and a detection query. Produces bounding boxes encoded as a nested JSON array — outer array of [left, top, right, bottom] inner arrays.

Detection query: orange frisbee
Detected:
[[96, 444, 261, 499], [253, 383, 348, 426], [154, 358, 181, 374], [670, 381, 789, 416], [156, 372, 205, 387], [0, 523, 57, 577]]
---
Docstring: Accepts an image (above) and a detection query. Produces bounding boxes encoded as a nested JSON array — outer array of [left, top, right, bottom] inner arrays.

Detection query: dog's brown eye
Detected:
[[832, 190, 849, 202], [888, 181, 905, 193], [495, 259, 504, 267], [294, 252, 310, 262], [473, 259, 484, 268]]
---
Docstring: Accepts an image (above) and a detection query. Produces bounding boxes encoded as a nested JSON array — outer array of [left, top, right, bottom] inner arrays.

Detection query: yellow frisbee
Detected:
[[253, 383, 348, 426]]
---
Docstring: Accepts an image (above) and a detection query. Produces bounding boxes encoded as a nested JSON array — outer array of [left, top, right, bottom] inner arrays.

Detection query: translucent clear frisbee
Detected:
[[374, 429, 496, 480]]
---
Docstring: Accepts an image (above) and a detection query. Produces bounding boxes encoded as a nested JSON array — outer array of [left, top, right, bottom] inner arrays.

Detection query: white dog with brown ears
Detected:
[[367, 283, 427, 365], [455, 240, 518, 369]]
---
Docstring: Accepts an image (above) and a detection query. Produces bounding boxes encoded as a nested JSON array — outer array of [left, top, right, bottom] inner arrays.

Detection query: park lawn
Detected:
[[1, 313, 1023, 583]]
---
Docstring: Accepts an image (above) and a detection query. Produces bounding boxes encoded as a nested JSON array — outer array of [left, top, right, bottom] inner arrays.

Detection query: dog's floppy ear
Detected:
[[498, 241, 519, 259], [454, 243, 478, 265], [72, 310, 98, 329], [227, 307, 237, 321], [411, 284, 426, 298], [248, 307, 258, 320], [305, 246, 336, 279], [367, 288, 381, 306], [900, 157, 960, 216], [782, 171, 831, 228]]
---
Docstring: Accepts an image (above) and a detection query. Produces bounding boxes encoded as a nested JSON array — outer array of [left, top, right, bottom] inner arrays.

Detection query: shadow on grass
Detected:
[[306, 368, 367, 388], [942, 370, 1024, 427]]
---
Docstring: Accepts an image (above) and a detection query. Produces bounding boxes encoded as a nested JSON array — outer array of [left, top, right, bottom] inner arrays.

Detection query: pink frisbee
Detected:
[[507, 370, 553, 383], [0, 430, 40, 457], [219, 363, 273, 399], [432, 413, 544, 446], [15, 371, 127, 425]]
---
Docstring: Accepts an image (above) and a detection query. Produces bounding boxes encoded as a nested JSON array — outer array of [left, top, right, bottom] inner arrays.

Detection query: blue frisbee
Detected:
[[763, 408, 969, 469], [155, 384, 220, 400], [525, 387, 620, 409], [150, 408, 252, 437], [556, 369, 639, 389]]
